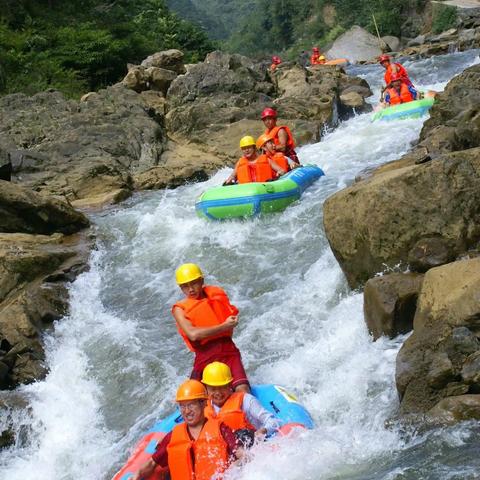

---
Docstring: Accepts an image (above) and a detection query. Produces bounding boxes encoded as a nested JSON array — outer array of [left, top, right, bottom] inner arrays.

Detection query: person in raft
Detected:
[[203, 361, 281, 444], [261, 107, 300, 165], [223, 135, 286, 185], [270, 55, 282, 71], [172, 263, 250, 393], [310, 46, 326, 65], [256, 133, 296, 177], [132, 380, 244, 480], [383, 74, 419, 106]]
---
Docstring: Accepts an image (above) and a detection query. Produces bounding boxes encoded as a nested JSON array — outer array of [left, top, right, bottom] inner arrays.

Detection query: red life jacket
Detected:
[[204, 392, 255, 431], [386, 83, 415, 105], [310, 54, 324, 65], [385, 63, 412, 87], [167, 419, 229, 480], [172, 286, 238, 352], [235, 155, 275, 183]]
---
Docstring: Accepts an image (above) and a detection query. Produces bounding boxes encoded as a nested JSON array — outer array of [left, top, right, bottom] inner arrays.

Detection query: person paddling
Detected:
[[202, 361, 280, 444], [132, 380, 243, 480], [270, 55, 282, 71], [224, 135, 285, 185], [261, 107, 300, 165], [172, 263, 250, 393], [310, 47, 326, 66]]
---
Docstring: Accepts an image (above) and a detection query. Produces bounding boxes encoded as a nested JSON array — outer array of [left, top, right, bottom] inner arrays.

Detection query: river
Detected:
[[1, 49, 479, 480]]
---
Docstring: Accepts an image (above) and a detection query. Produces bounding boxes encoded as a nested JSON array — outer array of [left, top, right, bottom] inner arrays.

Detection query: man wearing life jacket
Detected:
[[261, 107, 300, 165], [172, 263, 250, 393], [224, 135, 285, 185], [270, 55, 282, 71], [310, 47, 326, 66], [384, 74, 418, 106], [203, 362, 280, 443], [256, 133, 296, 178], [379, 54, 414, 88], [132, 380, 243, 480]]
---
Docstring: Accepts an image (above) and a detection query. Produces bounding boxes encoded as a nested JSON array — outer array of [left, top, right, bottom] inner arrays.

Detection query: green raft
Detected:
[[372, 97, 435, 122], [195, 165, 325, 220]]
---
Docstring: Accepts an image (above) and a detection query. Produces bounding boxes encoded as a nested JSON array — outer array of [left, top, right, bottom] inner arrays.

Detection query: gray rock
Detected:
[[326, 26, 384, 63], [363, 272, 424, 340], [427, 352, 455, 389], [140, 49, 186, 74], [426, 394, 480, 425], [408, 35, 426, 47], [462, 351, 480, 388], [408, 237, 454, 272], [382, 36, 401, 52]]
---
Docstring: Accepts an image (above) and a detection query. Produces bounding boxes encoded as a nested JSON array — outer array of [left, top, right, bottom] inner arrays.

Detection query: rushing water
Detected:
[[1, 49, 480, 480]]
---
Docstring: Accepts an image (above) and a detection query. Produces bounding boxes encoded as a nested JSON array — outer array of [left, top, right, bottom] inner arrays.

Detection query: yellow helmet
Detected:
[[319, 55, 326, 60], [201, 361, 233, 386], [176, 380, 208, 401], [239, 135, 256, 149], [175, 263, 203, 285]]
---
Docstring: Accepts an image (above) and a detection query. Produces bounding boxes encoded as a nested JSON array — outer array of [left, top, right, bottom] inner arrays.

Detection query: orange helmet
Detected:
[[261, 107, 277, 119], [176, 380, 208, 402], [256, 133, 274, 149]]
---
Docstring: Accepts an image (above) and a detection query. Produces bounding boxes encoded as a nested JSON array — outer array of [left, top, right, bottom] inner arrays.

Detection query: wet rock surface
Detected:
[[396, 258, 480, 415]]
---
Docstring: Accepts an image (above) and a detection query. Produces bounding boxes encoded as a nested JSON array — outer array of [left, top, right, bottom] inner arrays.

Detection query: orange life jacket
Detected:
[[384, 63, 412, 87], [235, 155, 275, 184], [270, 63, 277, 71], [265, 125, 296, 151], [386, 83, 415, 105], [267, 151, 290, 176], [167, 419, 229, 480], [204, 392, 256, 431], [310, 54, 324, 65], [173, 286, 238, 352]]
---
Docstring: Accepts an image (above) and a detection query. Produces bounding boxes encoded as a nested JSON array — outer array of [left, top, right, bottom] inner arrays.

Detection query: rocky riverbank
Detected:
[[323, 63, 480, 424]]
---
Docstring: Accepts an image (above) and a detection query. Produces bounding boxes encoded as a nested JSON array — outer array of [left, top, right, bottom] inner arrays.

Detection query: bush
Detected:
[[432, 4, 458, 34]]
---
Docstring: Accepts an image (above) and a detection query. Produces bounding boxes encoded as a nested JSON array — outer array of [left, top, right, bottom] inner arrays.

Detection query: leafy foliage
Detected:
[[432, 4, 458, 34], [0, 0, 215, 97]]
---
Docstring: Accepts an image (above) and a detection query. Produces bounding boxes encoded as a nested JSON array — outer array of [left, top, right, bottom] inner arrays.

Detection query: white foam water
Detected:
[[1, 49, 479, 480]]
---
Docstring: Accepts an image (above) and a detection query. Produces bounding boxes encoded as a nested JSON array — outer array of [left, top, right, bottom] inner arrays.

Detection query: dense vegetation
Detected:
[[168, 0, 429, 58], [0, 0, 215, 97]]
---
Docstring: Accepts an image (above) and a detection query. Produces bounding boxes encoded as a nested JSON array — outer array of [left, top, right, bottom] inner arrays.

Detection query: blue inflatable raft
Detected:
[[112, 384, 314, 480]]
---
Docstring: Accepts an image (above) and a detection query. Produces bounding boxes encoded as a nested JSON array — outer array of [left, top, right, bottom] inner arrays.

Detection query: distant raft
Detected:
[[372, 97, 435, 122], [195, 164, 325, 220], [112, 384, 314, 480]]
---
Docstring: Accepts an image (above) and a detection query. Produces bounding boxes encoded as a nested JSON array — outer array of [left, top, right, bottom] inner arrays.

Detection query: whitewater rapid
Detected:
[[1, 49, 479, 480]]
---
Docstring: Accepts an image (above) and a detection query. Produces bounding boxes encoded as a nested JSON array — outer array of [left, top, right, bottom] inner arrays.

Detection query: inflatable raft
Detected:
[[372, 97, 435, 122], [195, 165, 324, 220], [112, 384, 314, 480]]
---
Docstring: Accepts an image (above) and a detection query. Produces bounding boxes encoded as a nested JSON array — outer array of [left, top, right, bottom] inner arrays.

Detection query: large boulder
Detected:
[[364, 273, 424, 340], [326, 26, 384, 63], [0, 231, 91, 389], [140, 49, 186, 74], [396, 258, 480, 417], [323, 147, 480, 288], [0, 180, 89, 234], [0, 86, 166, 204]]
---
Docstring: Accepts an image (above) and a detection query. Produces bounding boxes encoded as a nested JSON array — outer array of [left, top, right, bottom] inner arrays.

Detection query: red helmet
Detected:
[[272, 56, 281, 64], [261, 107, 277, 119], [313, 47, 320, 53], [379, 54, 391, 63]]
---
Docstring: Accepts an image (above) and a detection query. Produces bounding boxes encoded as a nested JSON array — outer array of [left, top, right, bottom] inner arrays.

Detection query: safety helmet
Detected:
[[261, 107, 277, 119], [239, 135, 256, 149], [201, 361, 233, 386], [319, 55, 326, 60], [256, 133, 274, 149], [313, 47, 320, 53], [176, 380, 208, 401], [272, 56, 281, 64], [379, 54, 391, 63], [175, 263, 203, 285]]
